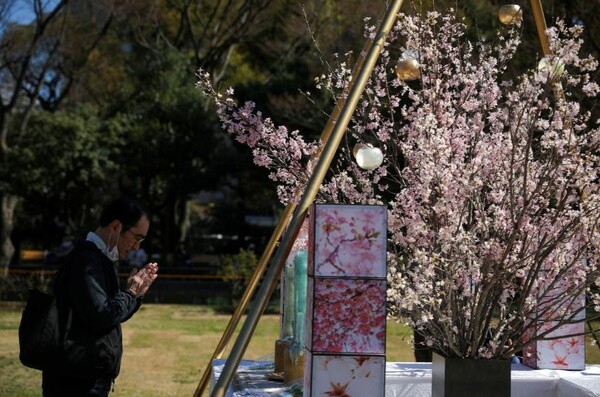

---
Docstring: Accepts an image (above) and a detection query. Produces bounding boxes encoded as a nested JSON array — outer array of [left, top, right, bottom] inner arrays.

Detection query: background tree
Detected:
[[106, 48, 234, 259], [7, 107, 120, 252], [96, 0, 281, 261], [0, 0, 116, 271]]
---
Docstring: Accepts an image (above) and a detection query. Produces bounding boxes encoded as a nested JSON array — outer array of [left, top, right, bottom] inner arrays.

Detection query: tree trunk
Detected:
[[0, 194, 19, 276], [176, 198, 191, 244]]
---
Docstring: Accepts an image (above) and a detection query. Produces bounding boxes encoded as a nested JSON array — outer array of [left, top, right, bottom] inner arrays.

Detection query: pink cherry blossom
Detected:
[[198, 9, 600, 359]]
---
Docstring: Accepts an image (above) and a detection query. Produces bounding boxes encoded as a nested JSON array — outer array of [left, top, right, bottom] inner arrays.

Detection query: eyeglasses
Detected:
[[126, 229, 146, 243]]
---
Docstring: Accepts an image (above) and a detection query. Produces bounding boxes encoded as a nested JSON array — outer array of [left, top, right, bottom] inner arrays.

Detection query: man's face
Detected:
[[118, 215, 150, 260]]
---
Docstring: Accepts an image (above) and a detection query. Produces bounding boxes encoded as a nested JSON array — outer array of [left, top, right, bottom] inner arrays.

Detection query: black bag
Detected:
[[18, 288, 64, 370]]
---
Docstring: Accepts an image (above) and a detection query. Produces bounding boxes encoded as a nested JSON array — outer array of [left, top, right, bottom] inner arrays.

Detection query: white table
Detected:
[[211, 359, 600, 397], [538, 366, 600, 397]]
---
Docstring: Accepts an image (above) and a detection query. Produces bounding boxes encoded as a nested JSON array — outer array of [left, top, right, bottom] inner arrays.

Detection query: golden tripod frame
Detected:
[[196, 1, 551, 396], [529, 0, 551, 56], [203, 2, 406, 395]]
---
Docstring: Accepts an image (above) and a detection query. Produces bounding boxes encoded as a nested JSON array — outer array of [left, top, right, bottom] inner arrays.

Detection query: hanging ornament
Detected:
[[498, 5, 523, 25], [537, 57, 565, 80], [353, 143, 384, 170], [395, 58, 421, 81], [396, 49, 420, 81], [352, 143, 367, 158]]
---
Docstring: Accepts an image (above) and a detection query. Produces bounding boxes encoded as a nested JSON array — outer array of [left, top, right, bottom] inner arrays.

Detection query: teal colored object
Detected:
[[283, 261, 295, 338], [294, 249, 308, 347]]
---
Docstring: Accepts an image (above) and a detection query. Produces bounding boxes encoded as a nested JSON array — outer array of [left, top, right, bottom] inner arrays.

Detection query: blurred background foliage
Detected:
[[0, 0, 598, 272]]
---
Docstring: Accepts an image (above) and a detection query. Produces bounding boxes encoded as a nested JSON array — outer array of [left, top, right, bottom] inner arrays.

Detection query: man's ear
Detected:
[[108, 219, 122, 234]]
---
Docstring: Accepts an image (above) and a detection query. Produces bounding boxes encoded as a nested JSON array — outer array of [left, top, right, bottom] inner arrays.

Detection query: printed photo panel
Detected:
[[523, 321, 585, 370], [308, 278, 386, 354], [309, 204, 387, 278], [304, 353, 385, 397]]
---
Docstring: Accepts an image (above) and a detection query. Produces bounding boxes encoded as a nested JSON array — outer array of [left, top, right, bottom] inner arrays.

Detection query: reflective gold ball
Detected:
[[499, 5, 523, 25], [395, 58, 421, 81]]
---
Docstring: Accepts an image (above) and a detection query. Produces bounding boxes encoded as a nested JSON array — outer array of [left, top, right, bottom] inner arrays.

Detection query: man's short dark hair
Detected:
[[99, 197, 147, 231]]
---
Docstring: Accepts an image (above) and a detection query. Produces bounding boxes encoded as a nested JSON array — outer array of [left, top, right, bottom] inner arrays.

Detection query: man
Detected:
[[42, 197, 159, 397]]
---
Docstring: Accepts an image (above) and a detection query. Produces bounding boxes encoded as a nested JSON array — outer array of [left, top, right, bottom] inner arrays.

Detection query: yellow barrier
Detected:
[[20, 250, 46, 261]]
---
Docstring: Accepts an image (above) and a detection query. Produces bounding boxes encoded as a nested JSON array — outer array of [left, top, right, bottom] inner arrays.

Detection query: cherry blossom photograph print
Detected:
[[524, 281, 586, 369], [308, 355, 385, 397], [536, 322, 585, 370], [311, 204, 387, 277], [311, 278, 386, 354]]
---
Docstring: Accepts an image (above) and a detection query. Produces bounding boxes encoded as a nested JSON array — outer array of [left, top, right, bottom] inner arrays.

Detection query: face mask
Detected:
[[105, 225, 122, 262]]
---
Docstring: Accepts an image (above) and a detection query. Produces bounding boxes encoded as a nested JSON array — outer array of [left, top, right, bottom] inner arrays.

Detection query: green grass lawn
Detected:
[[1, 302, 599, 397]]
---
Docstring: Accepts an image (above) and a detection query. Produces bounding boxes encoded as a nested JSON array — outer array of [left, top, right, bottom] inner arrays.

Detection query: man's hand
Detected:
[[127, 262, 159, 298]]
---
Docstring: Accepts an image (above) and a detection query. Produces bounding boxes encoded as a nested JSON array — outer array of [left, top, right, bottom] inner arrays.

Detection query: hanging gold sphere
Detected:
[[395, 58, 421, 81], [498, 5, 523, 25]]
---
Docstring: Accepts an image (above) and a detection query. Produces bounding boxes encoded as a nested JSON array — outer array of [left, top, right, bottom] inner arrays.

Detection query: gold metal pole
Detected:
[[209, 1, 404, 396], [529, 0, 551, 56], [528, 1, 568, 103], [194, 17, 379, 397]]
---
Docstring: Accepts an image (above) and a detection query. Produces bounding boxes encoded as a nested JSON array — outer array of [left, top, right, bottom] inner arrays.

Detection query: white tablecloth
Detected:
[[211, 359, 600, 397], [538, 366, 600, 397]]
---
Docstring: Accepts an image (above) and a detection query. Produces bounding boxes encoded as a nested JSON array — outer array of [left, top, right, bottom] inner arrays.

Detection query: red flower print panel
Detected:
[[312, 278, 386, 354]]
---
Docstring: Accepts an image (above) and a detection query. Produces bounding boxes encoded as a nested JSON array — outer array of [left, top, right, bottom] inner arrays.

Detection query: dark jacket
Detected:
[[48, 240, 141, 380]]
